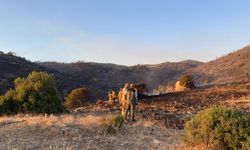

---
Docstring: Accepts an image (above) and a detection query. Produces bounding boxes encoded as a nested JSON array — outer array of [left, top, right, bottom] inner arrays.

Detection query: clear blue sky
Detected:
[[0, 0, 250, 65]]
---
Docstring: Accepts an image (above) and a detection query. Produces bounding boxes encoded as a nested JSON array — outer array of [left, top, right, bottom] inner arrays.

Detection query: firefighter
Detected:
[[108, 91, 113, 105], [121, 83, 129, 116], [124, 84, 138, 122], [118, 88, 123, 105], [111, 90, 116, 102]]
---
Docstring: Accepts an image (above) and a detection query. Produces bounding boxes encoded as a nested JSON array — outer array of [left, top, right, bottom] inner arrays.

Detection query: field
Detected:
[[138, 82, 250, 129], [0, 83, 250, 150], [0, 111, 183, 150]]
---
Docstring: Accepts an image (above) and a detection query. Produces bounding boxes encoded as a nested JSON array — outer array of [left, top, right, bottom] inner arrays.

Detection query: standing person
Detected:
[[124, 84, 138, 122], [121, 83, 129, 116], [111, 90, 116, 102], [108, 91, 113, 105], [118, 88, 123, 105]]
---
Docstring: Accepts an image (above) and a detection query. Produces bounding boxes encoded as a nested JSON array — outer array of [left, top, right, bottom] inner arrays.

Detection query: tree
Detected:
[[134, 83, 148, 94], [64, 87, 92, 109], [134, 83, 148, 99], [0, 71, 65, 114], [0, 90, 20, 114], [7, 51, 16, 56], [179, 75, 194, 88]]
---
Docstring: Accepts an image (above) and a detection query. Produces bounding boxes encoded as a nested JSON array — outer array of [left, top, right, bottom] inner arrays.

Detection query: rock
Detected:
[[153, 139, 160, 144]]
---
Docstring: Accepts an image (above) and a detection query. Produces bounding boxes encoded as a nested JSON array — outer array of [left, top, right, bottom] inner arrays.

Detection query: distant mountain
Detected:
[[2, 45, 250, 100], [0, 53, 42, 94], [0, 52, 79, 97], [38, 60, 202, 98], [0, 51, 202, 99], [189, 45, 250, 85]]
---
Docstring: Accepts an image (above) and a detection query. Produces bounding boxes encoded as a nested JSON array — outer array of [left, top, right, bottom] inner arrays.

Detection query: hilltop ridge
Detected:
[[1, 45, 250, 99], [189, 45, 250, 85]]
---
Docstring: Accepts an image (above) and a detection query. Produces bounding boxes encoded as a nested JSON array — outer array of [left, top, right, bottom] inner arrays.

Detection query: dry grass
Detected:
[[0, 111, 183, 150], [1, 84, 249, 150], [221, 95, 250, 111]]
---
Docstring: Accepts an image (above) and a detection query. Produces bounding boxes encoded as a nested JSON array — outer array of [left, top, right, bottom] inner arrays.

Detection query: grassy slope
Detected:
[[189, 45, 250, 85], [0, 111, 182, 150]]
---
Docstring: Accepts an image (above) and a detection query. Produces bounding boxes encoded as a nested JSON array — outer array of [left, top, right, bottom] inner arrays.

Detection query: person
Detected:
[[124, 84, 138, 122], [111, 90, 116, 102], [118, 88, 123, 105], [121, 83, 129, 116], [108, 91, 113, 105]]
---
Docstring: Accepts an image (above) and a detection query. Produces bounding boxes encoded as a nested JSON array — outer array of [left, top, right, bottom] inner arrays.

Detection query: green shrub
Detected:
[[179, 75, 194, 88], [101, 115, 124, 135], [183, 106, 250, 149], [64, 87, 92, 109], [111, 115, 124, 129], [242, 138, 250, 150], [0, 71, 65, 114], [0, 90, 21, 114]]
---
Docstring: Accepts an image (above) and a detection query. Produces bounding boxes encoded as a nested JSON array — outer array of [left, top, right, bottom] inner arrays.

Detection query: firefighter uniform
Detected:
[[124, 88, 137, 121], [108, 92, 113, 105], [121, 87, 128, 116], [118, 88, 123, 105]]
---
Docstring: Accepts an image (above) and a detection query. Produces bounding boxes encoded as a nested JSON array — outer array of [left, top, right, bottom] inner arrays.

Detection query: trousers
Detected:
[[124, 104, 136, 121]]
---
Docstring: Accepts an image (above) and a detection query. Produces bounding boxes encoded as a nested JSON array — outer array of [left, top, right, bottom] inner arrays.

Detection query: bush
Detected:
[[64, 87, 92, 109], [0, 71, 65, 114], [183, 106, 250, 149], [0, 90, 21, 114], [242, 138, 250, 150], [134, 83, 148, 94], [101, 115, 124, 135], [179, 75, 194, 88]]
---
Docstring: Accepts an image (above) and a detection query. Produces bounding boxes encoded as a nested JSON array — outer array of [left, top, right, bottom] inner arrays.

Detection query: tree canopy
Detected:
[[0, 71, 65, 114], [64, 87, 92, 109]]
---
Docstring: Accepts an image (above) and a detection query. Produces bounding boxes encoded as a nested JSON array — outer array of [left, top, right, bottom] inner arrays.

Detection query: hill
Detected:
[[38, 60, 203, 97], [2, 45, 250, 99], [189, 45, 250, 86], [0, 52, 43, 94], [0, 52, 79, 97], [0, 51, 202, 99], [1, 82, 249, 149]]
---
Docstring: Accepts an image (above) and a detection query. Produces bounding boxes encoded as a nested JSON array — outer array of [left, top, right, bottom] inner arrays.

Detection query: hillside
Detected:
[[39, 60, 203, 97], [2, 45, 250, 100], [1, 83, 249, 149], [0, 53, 43, 94], [0, 51, 202, 99], [189, 45, 250, 86], [0, 52, 79, 97]]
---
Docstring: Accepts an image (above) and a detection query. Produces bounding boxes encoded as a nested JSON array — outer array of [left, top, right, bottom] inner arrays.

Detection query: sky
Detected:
[[0, 0, 250, 66]]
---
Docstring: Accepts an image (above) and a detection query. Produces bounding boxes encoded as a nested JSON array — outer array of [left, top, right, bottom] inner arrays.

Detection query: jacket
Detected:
[[126, 88, 137, 105]]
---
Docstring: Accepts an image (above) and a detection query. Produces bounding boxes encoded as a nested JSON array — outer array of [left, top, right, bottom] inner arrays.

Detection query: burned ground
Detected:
[[136, 82, 250, 129], [0, 83, 249, 150]]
